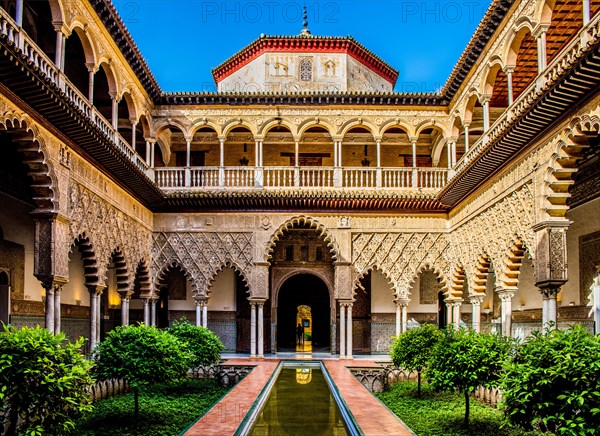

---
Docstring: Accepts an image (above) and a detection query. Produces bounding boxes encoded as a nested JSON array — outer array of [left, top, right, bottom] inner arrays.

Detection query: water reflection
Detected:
[[251, 368, 348, 435], [296, 368, 312, 385]]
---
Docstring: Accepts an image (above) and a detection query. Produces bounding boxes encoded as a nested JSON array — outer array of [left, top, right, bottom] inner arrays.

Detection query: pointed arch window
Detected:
[[300, 59, 312, 81]]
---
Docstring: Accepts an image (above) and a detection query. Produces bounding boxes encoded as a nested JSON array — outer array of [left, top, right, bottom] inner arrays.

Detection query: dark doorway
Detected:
[[438, 291, 447, 329], [235, 273, 251, 353], [0, 271, 9, 325], [277, 274, 330, 351], [353, 274, 372, 354]]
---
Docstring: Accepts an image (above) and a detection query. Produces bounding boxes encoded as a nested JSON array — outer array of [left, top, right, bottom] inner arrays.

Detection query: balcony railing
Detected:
[[0, 8, 149, 174], [451, 12, 600, 179], [155, 166, 450, 190]]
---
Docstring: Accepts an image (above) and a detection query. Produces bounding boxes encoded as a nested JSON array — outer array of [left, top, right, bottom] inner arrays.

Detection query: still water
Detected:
[[250, 368, 348, 435]]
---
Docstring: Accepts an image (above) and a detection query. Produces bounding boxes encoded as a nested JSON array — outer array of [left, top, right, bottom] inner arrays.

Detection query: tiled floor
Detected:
[[184, 357, 411, 436]]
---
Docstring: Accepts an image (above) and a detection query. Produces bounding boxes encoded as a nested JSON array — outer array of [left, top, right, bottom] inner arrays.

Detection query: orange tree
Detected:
[[425, 328, 512, 428]]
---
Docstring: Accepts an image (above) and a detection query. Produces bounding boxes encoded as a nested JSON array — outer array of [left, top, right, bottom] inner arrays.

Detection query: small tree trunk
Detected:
[[134, 387, 139, 424], [464, 390, 470, 428], [417, 371, 422, 397]]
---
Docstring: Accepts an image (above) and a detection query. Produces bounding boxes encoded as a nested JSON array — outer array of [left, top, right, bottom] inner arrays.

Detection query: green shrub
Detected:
[[0, 325, 93, 435], [390, 323, 441, 396], [73, 379, 228, 436], [426, 328, 512, 428], [167, 318, 224, 367], [92, 324, 193, 422], [377, 381, 540, 436], [502, 325, 600, 435]]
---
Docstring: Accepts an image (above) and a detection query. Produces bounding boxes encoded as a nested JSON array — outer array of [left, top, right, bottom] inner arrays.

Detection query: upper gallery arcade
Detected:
[[0, 0, 598, 358]]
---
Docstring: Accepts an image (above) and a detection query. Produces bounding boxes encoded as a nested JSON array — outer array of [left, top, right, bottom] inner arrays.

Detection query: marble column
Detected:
[[150, 298, 157, 326], [504, 67, 515, 106], [143, 298, 150, 326], [339, 302, 346, 358], [395, 301, 401, 337], [541, 287, 560, 328], [464, 123, 470, 153], [452, 300, 462, 330], [401, 302, 409, 333], [195, 299, 202, 327], [54, 286, 61, 334], [346, 303, 353, 359], [44, 286, 55, 333], [250, 302, 257, 357], [202, 301, 208, 329], [470, 295, 484, 333], [497, 288, 516, 337], [257, 302, 264, 358]]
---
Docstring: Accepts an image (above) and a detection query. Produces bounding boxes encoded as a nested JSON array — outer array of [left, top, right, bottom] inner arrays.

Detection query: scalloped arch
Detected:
[[207, 261, 251, 295], [352, 264, 396, 297], [265, 216, 339, 263], [69, 233, 99, 287], [155, 259, 198, 296], [0, 113, 59, 213]]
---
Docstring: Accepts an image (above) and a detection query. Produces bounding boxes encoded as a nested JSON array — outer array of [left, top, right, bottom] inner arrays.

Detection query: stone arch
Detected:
[[118, 90, 139, 122], [190, 119, 223, 138], [471, 253, 493, 295], [379, 119, 416, 138], [409, 262, 448, 296], [222, 119, 257, 138], [415, 121, 449, 140], [481, 59, 505, 97], [297, 118, 336, 138], [66, 23, 96, 65], [0, 113, 59, 213], [534, 0, 556, 25], [339, 119, 378, 140], [96, 60, 118, 95], [134, 260, 151, 298], [352, 264, 396, 297], [107, 248, 130, 294], [497, 237, 528, 290], [544, 117, 595, 218], [265, 216, 340, 263], [153, 119, 190, 139], [154, 259, 197, 296], [207, 261, 251, 296], [448, 264, 467, 299], [70, 234, 99, 287], [271, 268, 334, 308], [463, 92, 481, 125], [258, 118, 297, 137], [504, 20, 535, 67]]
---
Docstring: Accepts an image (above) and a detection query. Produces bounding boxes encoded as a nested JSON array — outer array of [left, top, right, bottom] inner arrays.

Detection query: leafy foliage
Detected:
[[0, 325, 93, 435], [426, 328, 512, 427], [167, 319, 224, 367], [502, 325, 600, 435], [92, 324, 193, 421], [74, 379, 228, 436], [391, 324, 441, 395], [377, 381, 541, 436]]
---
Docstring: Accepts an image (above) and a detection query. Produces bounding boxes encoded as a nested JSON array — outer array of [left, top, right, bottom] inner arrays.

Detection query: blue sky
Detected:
[[113, 1, 491, 93]]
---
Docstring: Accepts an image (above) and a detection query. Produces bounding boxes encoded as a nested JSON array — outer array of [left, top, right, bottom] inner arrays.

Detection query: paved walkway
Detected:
[[184, 359, 279, 436], [184, 357, 412, 436]]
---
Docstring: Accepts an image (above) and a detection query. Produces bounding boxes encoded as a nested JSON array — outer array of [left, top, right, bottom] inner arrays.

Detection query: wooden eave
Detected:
[[439, 41, 600, 206]]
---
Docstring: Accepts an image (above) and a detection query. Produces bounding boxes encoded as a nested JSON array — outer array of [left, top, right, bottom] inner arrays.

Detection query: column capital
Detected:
[[540, 286, 561, 298], [85, 62, 98, 73], [479, 94, 492, 105], [462, 122, 471, 129], [469, 294, 485, 305], [395, 297, 410, 307], [86, 284, 106, 296], [38, 276, 68, 291], [532, 23, 550, 38], [496, 287, 516, 301], [145, 137, 157, 144], [502, 65, 515, 75]]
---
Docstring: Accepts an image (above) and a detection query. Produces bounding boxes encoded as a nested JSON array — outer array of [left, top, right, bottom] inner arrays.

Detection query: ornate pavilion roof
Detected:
[[211, 34, 399, 87]]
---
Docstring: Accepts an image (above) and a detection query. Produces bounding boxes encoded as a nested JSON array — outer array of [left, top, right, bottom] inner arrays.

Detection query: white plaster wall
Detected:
[[347, 57, 393, 93], [0, 194, 44, 301], [168, 280, 195, 311], [513, 255, 538, 310], [563, 197, 600, 305], [218, 51, 392, 93], [219, 53, 268, 93], [208, 268, 236, 311], [62, 253, 90, 306], [407, 275, 437, 313], [370, 269, 395, 312]]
